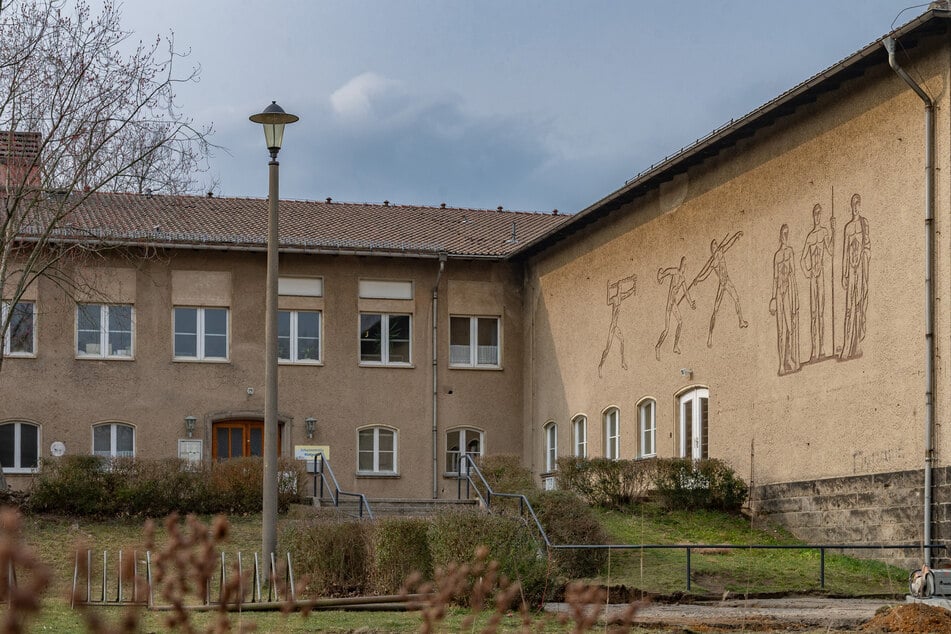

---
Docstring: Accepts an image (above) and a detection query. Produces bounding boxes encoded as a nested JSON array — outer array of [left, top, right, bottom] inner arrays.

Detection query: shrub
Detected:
[[477, 454, 538, 495], [29, 455, 114, 516], [527, 490, 607, 578], [556, 457, 655, 508], [370, 516, 433, 594], [428, 509, 548, 606], [652, 458, 748, 512], [280, 516, 371, 596]]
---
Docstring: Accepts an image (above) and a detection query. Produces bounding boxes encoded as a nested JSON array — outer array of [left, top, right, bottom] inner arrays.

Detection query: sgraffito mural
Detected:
[[593, 191, 869, 377]]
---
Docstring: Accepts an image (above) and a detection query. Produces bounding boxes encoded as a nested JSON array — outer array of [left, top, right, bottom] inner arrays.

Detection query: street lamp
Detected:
[[249, 101, 298, 583]]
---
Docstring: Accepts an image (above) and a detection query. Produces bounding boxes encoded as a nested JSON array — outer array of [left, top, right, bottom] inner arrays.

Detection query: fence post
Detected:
[[686, 547, 692, 591]]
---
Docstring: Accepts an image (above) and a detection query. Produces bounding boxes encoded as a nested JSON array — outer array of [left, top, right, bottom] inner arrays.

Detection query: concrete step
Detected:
[[306, 497, 478, 518]]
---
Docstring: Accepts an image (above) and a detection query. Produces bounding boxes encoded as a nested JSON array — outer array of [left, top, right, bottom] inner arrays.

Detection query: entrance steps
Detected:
[[306, 497, 478, 518]]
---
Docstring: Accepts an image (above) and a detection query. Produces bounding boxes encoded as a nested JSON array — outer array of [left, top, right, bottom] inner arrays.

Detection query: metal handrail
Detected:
[[312, 453, 373, 519], [456, 455, 943, 591]]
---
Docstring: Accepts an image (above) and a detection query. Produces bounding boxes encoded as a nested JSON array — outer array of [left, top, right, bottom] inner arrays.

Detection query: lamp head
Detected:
[[305, 417, 316, 439], [249, 101, 299, 158], [184, 415, 197, 438]]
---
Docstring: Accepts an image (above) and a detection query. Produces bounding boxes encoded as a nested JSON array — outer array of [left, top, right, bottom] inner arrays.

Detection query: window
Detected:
[[93, 422, 135, 458], [603, 407, 620, 460], [77, 304, 133, 358], [357, 426, 397, 474], [544, 422, 557, 472], [572, 415, 588, 458], [638, 399, 656, 458], [446, 428, 483, 474], [3, 301, 34, 356], [279, 310, 320, 363], [360, 313, 411, 365], [679, 388, 709, 459], [174, 307, 228, 360], [449, 316, 500, 367], [0, 421, 39, 473]]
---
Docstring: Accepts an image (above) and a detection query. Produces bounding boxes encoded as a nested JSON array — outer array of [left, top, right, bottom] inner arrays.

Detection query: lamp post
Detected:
[[249, 101, 298, 583]]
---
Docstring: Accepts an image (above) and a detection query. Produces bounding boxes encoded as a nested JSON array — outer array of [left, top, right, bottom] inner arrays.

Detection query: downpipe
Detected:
[[884, 36, 935, 566], [432, 254, 446, 499]]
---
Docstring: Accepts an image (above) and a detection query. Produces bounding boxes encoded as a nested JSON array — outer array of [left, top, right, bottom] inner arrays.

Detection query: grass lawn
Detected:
[[590, 505, 909, 597]]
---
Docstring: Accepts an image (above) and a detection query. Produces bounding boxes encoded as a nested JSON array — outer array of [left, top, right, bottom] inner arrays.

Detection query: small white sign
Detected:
[[50, 441, 66, 457]]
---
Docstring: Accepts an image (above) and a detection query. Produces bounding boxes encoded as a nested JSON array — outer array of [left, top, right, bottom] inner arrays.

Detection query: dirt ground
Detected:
[[545, 597, 951, 632]]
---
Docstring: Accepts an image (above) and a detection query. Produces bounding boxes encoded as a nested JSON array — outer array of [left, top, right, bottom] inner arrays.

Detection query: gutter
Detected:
[[432, 254, 447, 499], [883, 36, 936, 566]]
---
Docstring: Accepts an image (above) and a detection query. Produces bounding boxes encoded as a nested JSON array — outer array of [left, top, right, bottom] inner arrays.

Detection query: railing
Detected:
[[312, 453, 373, 519], [455, 456, 944, 591]]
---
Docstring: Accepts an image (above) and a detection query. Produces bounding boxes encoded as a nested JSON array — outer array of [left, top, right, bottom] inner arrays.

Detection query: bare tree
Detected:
[[0, 0, 212, 374]]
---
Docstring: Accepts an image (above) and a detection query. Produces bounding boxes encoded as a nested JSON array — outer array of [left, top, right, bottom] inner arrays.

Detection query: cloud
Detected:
[[329, 72, 404, 122]]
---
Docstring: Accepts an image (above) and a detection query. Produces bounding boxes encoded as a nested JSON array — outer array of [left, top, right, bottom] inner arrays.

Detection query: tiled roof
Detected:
[[38, 192, 570, 259]]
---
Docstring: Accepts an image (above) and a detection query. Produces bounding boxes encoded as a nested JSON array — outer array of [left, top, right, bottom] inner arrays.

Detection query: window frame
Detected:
[[603, 407, 620, 460], [76, 303, 135, 359], [449, 315, 501, 368], [445, 427, 484, 475], [92, 422, 136, 459], [2, 300, 35, 357], [356, 426, 398, 476], [0, 420, 40, 474], [544, 421, 558, 473], [359, 312, 412, 366], [678, 388, 710, 460], [638, 398, 657, 459], [572, 414, 588, 458], [278, 309, 322, 364], [173, 306, 230, 361]]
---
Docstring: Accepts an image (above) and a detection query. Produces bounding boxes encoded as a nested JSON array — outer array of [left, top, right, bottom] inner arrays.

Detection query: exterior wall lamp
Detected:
[[184, 415, 197, 438], [250, 100, 299, 582], [305, 417, 316, 439]]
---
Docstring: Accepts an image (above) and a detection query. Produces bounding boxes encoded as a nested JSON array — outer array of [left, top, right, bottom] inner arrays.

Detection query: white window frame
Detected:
[[603, 407, 620, 460], [638, 399, 656, 459], [76, 303, 134, 359], [446, 427, 484, 475], [278, 309, 321, 364], [449, 315, 500, 368], [2, 300, 35, 357], [356, 426, 398, 475], [544, 422, 558, 472], [572, 415, 588, 458], [92, 422, 135, 459], [173, 306, 229, 361], [679, 388, 709, 460], [359, 312, 412, 366], [0, 421, 40, 474]]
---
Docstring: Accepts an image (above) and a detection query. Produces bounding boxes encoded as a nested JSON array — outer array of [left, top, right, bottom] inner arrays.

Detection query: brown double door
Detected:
[[213, 421, 282, 460]]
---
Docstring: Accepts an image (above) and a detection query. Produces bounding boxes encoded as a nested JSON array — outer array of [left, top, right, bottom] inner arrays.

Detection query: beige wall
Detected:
[[1, 250, 525, 499], [524, 39, 951, 488]]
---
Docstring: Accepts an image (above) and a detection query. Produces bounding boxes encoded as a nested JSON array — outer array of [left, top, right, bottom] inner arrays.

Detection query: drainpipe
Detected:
[[432, 253, 447, 499], [884, 36, 935, 566]]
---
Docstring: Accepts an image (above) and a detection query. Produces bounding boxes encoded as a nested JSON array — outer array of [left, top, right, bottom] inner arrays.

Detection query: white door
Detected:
[[679, 388, 709, 459]]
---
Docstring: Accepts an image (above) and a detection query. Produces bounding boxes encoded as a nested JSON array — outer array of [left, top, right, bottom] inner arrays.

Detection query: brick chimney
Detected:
[[0, 131, 41, 190]]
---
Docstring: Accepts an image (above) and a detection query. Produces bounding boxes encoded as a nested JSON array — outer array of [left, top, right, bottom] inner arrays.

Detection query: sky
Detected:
[[113, 0, 929, 214]]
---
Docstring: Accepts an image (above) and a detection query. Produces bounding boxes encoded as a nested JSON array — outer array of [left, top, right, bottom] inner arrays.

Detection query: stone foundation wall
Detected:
[[753, 467, 951, 567]]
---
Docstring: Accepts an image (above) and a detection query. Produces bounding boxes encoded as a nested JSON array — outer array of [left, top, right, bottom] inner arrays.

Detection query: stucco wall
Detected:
[[524, 38, 950, 493], [1, 250, 525, 499]]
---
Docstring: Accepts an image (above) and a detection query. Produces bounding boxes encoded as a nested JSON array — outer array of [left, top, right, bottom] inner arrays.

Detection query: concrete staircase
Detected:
[[308, 496, 478, 518]]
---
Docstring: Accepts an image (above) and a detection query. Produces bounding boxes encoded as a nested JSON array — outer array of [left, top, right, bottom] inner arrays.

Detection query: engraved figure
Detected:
[[655, 256, 696, 360], [840, 193, 870, 359], [598, 274, 637, 377], [694, 231, 748, 348], [799, 203, 835, 361], [770, 224, 800, 375]]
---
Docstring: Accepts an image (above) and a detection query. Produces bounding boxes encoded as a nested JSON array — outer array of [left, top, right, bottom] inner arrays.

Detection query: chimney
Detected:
[[383, 200, 389, 207], [0, 131, 41, 190], [326, 197, 332, 203]]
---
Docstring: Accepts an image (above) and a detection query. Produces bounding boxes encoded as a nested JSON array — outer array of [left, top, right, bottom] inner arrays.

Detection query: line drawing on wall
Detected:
[[770, 223, 800, 375], [694, 231, 748, 348], [840, 193, 870, 360], [655, 256, 696, 360], [598, 273, 637, 377], [800, 203, 835, 362]]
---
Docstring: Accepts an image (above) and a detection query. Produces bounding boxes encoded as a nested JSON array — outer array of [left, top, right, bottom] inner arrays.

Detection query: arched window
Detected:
[[0, 421, 39, 473], [679, 388, 709, 459], [92, 422, 135, 458], [357, 426, 397, 475], [571, 415, 587, 458], [446, 428, 483, 474], [544, 422, 558, 472], [638, 399, 656, 458], [603, 407, 620, 460]]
